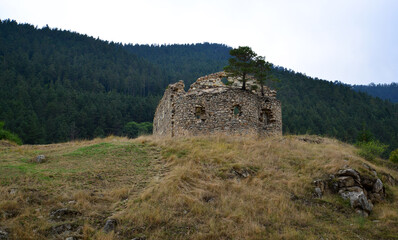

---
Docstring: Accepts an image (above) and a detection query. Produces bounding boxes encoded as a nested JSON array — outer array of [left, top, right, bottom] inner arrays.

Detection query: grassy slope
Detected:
[[0, 135, 398, 239]]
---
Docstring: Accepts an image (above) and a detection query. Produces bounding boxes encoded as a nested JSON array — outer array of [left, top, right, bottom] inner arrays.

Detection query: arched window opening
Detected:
[[195, 106, 206, 121], [260, 109, 273, 124], [232, 105, 242, 116]]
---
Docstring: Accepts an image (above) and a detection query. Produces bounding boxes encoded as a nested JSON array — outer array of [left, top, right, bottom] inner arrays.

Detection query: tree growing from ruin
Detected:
[[254, 56, 275, 96], [224, 46, 257, 90]]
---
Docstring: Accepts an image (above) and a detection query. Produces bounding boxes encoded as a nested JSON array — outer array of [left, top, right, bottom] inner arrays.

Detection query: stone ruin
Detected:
[[153, 71, 282, 137]]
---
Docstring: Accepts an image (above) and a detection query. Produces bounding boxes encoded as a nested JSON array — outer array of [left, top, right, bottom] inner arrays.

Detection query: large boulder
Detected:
[[339, 188, 373, 216]]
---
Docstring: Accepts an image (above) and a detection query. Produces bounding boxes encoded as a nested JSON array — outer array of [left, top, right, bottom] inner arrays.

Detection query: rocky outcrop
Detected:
[[313, 167, 389, 217]]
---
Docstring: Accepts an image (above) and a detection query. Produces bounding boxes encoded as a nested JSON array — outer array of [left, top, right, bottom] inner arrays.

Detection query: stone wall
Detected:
[[153, 72, 282, 137]]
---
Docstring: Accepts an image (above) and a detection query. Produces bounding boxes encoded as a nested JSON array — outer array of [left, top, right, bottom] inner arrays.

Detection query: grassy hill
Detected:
[[1, 135, 397, 239]]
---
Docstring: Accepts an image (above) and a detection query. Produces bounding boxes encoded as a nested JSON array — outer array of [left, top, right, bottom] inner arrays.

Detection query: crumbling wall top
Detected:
[[168, 80, 186, 94], [188, 71, 277, 98]]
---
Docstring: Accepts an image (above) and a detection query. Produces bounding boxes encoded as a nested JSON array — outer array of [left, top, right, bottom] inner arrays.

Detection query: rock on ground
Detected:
[[313, 167, 390, 216]]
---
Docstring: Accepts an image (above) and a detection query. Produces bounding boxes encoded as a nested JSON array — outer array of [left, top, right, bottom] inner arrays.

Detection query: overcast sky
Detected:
[[1, 0, 397, 85]]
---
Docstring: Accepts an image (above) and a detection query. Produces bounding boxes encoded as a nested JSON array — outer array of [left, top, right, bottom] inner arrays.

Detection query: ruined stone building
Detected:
[[153, 71, 282, 137]]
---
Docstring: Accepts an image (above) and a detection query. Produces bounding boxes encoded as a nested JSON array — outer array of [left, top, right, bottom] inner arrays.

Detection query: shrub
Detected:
[[390, 149, 398, 163], [124, 121, 153, 138], [356, 140, 388, 161], [0, 121, 22, 145]]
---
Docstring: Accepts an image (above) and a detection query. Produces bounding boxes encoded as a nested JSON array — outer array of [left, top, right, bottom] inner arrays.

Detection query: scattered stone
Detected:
[[361, 175, 376, 190], [314, 187, 323, 198], [373, 179, 383, 193], [312, 167, 389, 216], [0, 230, 8, 240], [339, 189, 373, 214], [35, 155, 46, 163], [50, 208, 81, 221], [362, 163, 377, 177], [8, 188, 17, 195], [51, 223, 78, 235], [368, 192, 383, 204], [96, 174, 104, 180], [202, 195, 215, 203], [131, 237, 146, 240], [297, 136, 323, 144], [337, 176, 355, 188], [337, 169, 360, 182], [380, 173, 397, 186], [103, 219, 117, 233], [65, 237, 77, 240], [231, 168, 251, 178], [313, 179, 327, 192]]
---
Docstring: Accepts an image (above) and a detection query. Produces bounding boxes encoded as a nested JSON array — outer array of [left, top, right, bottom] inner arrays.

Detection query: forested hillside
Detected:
[[352, 83, 398, 103], [0, 20, 164, 143], [125, 43, 230, 88], [0, 19, 397, 154], [272, 68, 398, 153]]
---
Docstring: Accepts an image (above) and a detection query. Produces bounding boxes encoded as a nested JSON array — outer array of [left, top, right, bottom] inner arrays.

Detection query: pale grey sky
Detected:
[[1, 0, 397, 85]]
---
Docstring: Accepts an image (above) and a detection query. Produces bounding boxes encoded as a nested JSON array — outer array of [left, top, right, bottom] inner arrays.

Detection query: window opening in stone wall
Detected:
[[260, 109, 273, 124], [233, 105, 241, 116], [195, 106, 206, 121]]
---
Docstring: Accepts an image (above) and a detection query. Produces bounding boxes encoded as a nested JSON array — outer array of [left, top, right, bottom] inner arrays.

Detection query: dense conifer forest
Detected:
[[0, 19, 397, 154], [352, 83, 398, 103]]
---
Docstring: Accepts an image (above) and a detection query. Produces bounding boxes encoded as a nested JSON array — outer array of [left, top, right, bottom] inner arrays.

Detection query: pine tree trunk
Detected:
[[242, 74, 246, 90]]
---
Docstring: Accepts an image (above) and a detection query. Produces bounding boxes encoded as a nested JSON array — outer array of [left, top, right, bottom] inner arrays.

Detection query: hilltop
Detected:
[[1, 135, 397, 239], [1, 19, 397, 152]]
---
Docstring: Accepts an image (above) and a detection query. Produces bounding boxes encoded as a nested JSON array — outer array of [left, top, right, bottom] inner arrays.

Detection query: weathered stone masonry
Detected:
[[153, 72, 282, 137]]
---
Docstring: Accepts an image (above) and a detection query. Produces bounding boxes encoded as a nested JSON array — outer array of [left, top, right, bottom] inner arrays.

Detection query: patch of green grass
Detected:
[[1, 163, 39, 174], [0, 163, 55, 183], [64, 143, 117, 157], [162, 148, 188, 158], [123, 144, 147, 155]]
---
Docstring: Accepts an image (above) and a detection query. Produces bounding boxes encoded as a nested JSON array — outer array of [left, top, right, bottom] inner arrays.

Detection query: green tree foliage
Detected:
[[390, 149, 398, 163], [254, 56, 275, 96], [224, 46, 257, 90], [0, 121, 22, 145], [352, 83, 398, 103], [356, 140, 389, 161], [124, 121, 153, 138], [270, 66, 398, 157], [1, 19, 397, 158], [125, 43, 231, 89], [0, 20, 162, 143], [357, 127, 374, 143]]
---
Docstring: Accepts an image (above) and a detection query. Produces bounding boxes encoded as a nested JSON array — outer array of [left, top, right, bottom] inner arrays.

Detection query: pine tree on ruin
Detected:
[[224, 46, 257, 90]]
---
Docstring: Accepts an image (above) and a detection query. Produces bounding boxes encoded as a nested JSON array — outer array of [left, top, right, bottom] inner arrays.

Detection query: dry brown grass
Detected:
[[118, 134, 398, 239], [0, 136, 164, 239], [1, 134, 397, 239]]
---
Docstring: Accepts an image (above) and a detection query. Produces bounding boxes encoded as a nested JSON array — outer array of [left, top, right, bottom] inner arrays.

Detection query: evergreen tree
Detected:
[[254, 56, 274, 96], [224, 46, 257, 90]]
